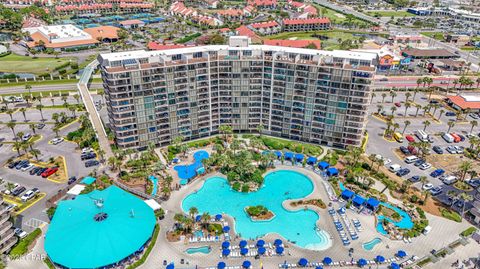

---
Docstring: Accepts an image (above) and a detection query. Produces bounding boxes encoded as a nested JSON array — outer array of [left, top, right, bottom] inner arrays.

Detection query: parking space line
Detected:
[[6, 192, 46, 215]]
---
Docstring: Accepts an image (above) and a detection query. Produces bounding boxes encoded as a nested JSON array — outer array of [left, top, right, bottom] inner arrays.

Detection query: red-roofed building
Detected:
[[249, 21, 281, 35], [447, 95, 480, 112], [119, 19, 145, 29], [247, 0, 276, 9], [235, 25, 261, 43], [217, 9, 251, 20], [218, 28, 234, 36], [264, 39, 321, 49], [147, 41, 190, 51], [287, 1, 317, 18], [282, 18, 331, 32]]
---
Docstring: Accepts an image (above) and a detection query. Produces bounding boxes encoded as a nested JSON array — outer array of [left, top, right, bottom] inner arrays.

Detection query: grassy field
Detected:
[[421, 32, 444, 41], [312, 3, 368, 25], [0, 77, 101, 88], [267, 30, 379, 50], [0, 54, 76, 75], [366, 10, 415, 17]]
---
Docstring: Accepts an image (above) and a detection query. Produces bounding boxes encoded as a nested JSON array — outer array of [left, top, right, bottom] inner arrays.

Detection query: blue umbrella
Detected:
[[323, 257, 333, 265], [298, 258, 308, 267], [215, 214, 222, 220], [358, 258, 367, 267], [375, 255, 385, 263], [223, 226, 230, 232], [275, 246, 284, 254], [258, 247, 266, 255], [239, 240, 248, 248], [222, 249, 231, 256], [217, 262, 226, 269], [275, 151, 282, 158], [242, 260, 251, 268], [195, 215, 201, 222], [221, 241, 230, 249], [274, 239, 283, 246], [256, 239, 265, 247], [315, 267, 323, 269], [390, 262, 400, 269], [166, 264, 174, 269], [397, 250, 407, 258], [240, 248, 248, 255]]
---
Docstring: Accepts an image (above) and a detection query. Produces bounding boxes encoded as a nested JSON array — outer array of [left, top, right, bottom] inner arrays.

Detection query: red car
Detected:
[[41, 167, 58, 178], [405, 135, 415, 142], [394, 102, 401, 107], [407, 145, 417, 155]]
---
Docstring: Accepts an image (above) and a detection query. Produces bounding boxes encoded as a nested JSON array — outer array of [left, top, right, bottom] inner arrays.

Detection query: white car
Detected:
[[50, 137, 64, 145], [419, 163, 432, 170], [14, 228, 27, 239], [20, 164, 34, 172], [20, 190, 36, 202], [82, 147, 94, 154], [22, 133, 31, 141], [382, 158, 392, 165], [422, 183, 434, 191], [3, 183, 19, 195]]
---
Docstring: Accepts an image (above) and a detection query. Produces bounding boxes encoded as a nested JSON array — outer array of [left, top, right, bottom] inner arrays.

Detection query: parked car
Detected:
[[50, 137, 64, 145], [21, 189, 37, 202], [8, 161, 20, 169], [3, 183, 19, 195], [396, 168, 411, 177], [457, 134, 465, 142], [430, 169, 445, 177], [81, 152, 97, 161], [442, 175, 458, 185], [15, 160, 29, 170], [470, 113, 479, 119], [400, 146, 410, 154], [414, 159, 425, 167], [446, 111, 456, 116], [404, 156, 418, 164], [454, 146, 464, 154], [36, 167, 47, 176], [427, 136, 435, 143], [382, 158, 392, 165], [407, 145, 417, 155], [14, 228, 27, 239], [422, 183, 434, 190], [11, 186, 26, 196], [467, 178, 480, 188], [408, 175, 420, 183], [430, 186, 443, 196], [394, 102, 401, 107], [419, 163, 432, 170], [406, 135, 415, 142], [30, 167, 41, 175], [432, 146, 443, 154], [21, 133, 31, 141], [429, 100, 439, 104], [82, 147, 94, 154], [20, 164, 34, 172], [41, 167, 58, 178], [36, 123, 45, 129], [68, 176, 77, 185], [85, 160, 99, 167], [446, 146, 457, 154]]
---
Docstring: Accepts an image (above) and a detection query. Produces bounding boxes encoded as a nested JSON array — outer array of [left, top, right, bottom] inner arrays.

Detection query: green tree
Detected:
[[402, 120, 411, 134], [19, 107, 27, 122], [422, 120, 431, 131], [447, 121, 455, 133]]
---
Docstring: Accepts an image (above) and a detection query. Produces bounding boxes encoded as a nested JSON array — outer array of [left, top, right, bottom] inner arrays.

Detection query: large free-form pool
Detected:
[[182, 170, 332, 250]]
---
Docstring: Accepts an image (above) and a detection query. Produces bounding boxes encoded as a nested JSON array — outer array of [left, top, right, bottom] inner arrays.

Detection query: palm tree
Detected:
[[29, 123, 36, 134], [6, 109, 14, 121], [423, 77, 434, 99], [404, 102, 411, 116], [36, 95, 42, 105], [389, 91, 397, 103], [256, 124, 264, 136], [438, 109, 445, 121], [13, 141, 22, 156], [36, 104, 45, 121], [25, 84, 32, 95], [420, 176, 428, 189], [73, 94, 80, 105], [458, 192, 473, 218], [201, 212, 210, 228], [431, 104, 440, 117], [390, 106, 397, 116], [50, 98, 55, 106], [414, 104, 421, 117], [470, 120, 478, 134], [19, 107, 27, 122], [219, 125, 233, 141], [370, 92, 376, 103], [459, 161, 473, 181], [188, 207, 199, 220], [405, 92, 411, 103], [422, 120, 431, 131], [381, 93, 387, 103], [30, 149, 41, 161], [416, 78, 423, 91], [61, 96, 68, 106], [376, 104, 383, 115], [68, 106, 77, 118], [447, 121, 456, 133], [52, 113, 60, 124], [52, 126, 60, 137], [413, 87, 420, 102], [402, 120, 411, 134], [97, 89, 105, 103], [392, 123, 400, 134], [6, 121, 17, 140]]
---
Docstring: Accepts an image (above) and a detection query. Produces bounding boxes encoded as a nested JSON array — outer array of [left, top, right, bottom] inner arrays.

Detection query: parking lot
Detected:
[[367, 90, 479, 216], [0, 97, 102, 231]]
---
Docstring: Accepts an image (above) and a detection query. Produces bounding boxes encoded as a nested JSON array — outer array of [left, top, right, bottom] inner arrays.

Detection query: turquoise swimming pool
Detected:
[[148, 175, 158, 195], [175, 150, 209, 185], [182, 170, 332, 250], [376, 202, 414, 233], [185, 246, 211, 254], [362, 237, 382, 251]]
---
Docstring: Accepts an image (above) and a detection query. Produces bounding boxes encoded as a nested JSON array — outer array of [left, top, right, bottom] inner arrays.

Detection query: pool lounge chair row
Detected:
[[277, 256, 409, 268], [205, 266, 242, 269], [222, 248, 281, 259], [188, 236, 220, 243], [338, 210, 359, 240]]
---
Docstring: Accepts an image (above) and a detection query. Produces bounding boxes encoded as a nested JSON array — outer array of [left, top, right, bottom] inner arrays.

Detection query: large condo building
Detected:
[[99, 36, 376, 150], [0, 198, 16, 254]]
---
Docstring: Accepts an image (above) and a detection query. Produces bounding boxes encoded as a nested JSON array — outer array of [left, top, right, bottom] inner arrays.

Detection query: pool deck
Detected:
[[135, 163, 472, 269]]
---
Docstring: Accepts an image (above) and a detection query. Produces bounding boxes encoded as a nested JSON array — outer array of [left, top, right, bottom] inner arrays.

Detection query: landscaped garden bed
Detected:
[[290, 199, 326, 209], [245, 205, 274, 221]]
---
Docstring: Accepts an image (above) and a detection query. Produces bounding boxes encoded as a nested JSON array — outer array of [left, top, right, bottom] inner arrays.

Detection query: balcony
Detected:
[[0, 237, 17, 254]]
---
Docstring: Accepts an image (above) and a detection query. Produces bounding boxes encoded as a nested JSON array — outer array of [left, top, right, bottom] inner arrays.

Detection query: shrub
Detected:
[[9, 228, 42, 258], [241, 184, 249, 193], [46, 206, 56, 220], [460, 227, 477, 237], [246, 205, 268, 216], [232, 182, 241, 191], [441, 209, 462, 222], [416, 207, 426, 219]]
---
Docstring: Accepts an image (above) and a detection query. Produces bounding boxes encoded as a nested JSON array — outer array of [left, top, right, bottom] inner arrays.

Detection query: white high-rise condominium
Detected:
[[99, 36, 376, 150]]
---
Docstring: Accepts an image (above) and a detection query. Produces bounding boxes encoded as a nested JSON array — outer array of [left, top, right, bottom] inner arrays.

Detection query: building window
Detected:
[[172, 54, 182, 61], [193, 52, 202, 58]]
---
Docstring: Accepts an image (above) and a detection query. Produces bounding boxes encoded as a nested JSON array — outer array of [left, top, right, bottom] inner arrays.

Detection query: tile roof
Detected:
[[147, 42, 189, 50], [402, 48, 457, 57], [283, 18, 331, 25], [448, 95, 480, 110], [119, 19, 145, 26], [27, 31, 99, 49], [264, 39, 321, 49], [236, 25, 260, 42], [84, 26, 120, 40], [250, 20, 279, 29]]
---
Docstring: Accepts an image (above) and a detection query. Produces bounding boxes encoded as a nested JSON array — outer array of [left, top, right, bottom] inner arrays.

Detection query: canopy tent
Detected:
[[172, 158, 179, 163], [284, 152, 294, 160], [166, 264, 174, 269], [341, 189, 355, 200], [144, 199, 161, 211], [397, 250, 407, 258], [352, 195, 366, 207], [323, 257, 333, 265], [315, 267, 323, 269], [326, 167, 339, 176], [358, 259, 367, 267], [375, 255, 385, 263], [195, 215, 202, 222], [307, 156, 317, 165], [222, 241, 230, 249], [222, 249, 231, 256], [274, 151, 282, 158], [295, 153, 304, 162], [217, 262, 226, 269], [66, 185, 86, 196], [298, 258, 308, 267], [262, 150, 270, 155], [318, 161, 330, 170], [366, 197, 381, 211], [242, 260, 251, 268], [390, 262, 400, 269]]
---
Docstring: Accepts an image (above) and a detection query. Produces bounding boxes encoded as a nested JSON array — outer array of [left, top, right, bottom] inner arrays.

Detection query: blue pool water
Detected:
[[362, 238, 382, 251], [81, 176, 96, 185], [376, 202, 414, 233], [339, 182, 346, 191], [193, 230, 204, 237], [185, 246, 211, 254], [147, 176, 158, 195], [175, 150, 209, 184], [182, 170, 332, 250]]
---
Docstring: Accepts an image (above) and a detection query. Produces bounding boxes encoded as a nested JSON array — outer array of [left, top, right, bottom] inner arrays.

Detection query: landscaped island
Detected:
[[245, 205, 274, 221], [290, 199, 327, 209]]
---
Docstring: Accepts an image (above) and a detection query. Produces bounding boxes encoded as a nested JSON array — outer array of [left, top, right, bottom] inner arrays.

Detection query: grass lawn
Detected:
[[312, 3, 368, 25], [0, 77, 101, 88], [366, 10, 415, 17], [0, 54, 77, 75], [267, 30, 376, 50], [421, 32, 444, 41]]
